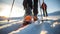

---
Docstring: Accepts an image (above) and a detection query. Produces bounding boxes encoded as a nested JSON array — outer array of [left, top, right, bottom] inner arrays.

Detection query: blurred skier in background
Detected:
[[41, 1, 48, 17]]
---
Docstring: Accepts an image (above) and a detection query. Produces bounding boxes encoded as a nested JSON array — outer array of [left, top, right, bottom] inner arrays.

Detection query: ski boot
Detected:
[[33, 16, 38, 21], [23, 15, 32, 26]]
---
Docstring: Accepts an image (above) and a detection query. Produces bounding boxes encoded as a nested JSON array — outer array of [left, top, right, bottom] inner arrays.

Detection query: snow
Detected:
[[0, 16, 60, 34]]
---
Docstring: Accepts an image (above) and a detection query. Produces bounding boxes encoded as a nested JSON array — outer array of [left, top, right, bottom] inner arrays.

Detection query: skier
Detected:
[[23, 0, 38, 23], [41, 1, 48, 17]]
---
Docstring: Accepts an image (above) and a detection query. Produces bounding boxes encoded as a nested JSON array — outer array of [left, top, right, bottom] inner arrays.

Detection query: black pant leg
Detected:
[[33, 0, 38, 16], [27, 0, 32, 9], [24, 0, 32, 16]]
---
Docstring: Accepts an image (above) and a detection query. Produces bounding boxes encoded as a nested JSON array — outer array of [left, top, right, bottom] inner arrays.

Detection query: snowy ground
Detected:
[[0, 16, 60, 34]]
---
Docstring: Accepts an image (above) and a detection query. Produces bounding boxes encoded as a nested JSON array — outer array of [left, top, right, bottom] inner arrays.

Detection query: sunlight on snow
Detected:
[[0, 21, 21, 29], [51, 22, 60, 28], [9, 25, 29, 34], [43, 16, 58, 20], [40, 30, 48, 34]]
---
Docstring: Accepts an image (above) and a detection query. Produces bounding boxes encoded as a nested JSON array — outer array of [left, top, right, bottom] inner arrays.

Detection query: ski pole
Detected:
[[8, 0, 15, 22], [39, 0, 43, 22]]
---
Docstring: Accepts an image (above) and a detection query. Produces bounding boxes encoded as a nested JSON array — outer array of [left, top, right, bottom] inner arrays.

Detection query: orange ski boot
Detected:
[[33, 16, 38, 21], [23, 15, 32, 26]]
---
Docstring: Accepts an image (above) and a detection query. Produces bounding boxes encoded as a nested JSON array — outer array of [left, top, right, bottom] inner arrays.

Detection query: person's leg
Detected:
[[24, 0, 32, 23], [33, 0, 38, 21], [24, 0, 32, 16], [43, 10, 45, 17], [27, 0, 32, 9], [45, 10, 48, 17], [23, 0, 27, 9], [33, 0, 38, 16], [25, 7, 32, 16], [43, 10, 48, 17]]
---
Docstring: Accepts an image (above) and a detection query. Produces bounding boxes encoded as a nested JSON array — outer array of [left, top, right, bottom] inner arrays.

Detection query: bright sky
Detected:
[[44, 0, 60, 13], [0, 0, 60, 17], [0, 0, 25, 17]]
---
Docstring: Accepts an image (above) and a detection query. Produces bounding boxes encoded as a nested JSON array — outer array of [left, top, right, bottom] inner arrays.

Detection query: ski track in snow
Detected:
[[0, 16, 60, 34]]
